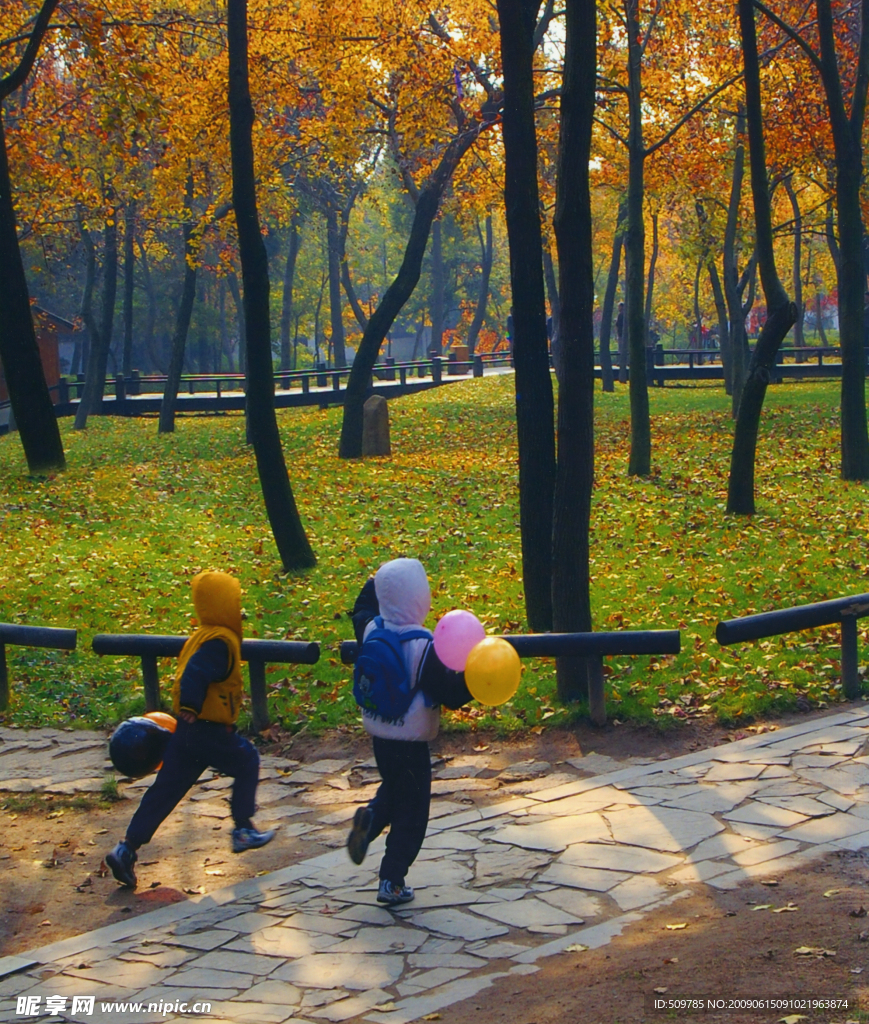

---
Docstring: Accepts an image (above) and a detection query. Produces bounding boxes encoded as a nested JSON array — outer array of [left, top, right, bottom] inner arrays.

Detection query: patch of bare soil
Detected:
[[445, 853, 869, 1024], [0, 710, 846, 965]]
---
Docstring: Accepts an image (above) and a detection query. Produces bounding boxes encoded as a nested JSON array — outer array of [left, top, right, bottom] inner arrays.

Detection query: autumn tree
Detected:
[[227, 0, 315, 569], [0, 0, 65, 473], [727, 0, 797, 514]]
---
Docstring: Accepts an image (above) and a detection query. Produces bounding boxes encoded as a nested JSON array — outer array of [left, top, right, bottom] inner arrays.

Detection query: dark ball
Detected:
[[109, 717, 172, 779]]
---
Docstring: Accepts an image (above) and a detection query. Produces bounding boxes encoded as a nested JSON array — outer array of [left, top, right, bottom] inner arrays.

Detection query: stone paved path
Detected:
[[3, 709, 869, 1023]]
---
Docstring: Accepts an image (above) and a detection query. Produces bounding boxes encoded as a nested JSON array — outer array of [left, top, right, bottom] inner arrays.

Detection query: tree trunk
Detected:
[[339, 199, 368, 332], [0, 109, 66, 471], [727, 0, 797, 514], [803, 0, 869, 478], [598, 199, 626, 393], [497, 0, 556, 631], [326, 207, 346, 368], [552, 0, 596, 705], [625, 0, 650, 476], [467, 214, 493, 354], [429, 219, 444, 355], [783, 174, 805, 357], [227, 0, 316, 570], [338, 125, 484, 458], [0, 0, 65, 472], [74, 200, 118, 430], [279, 214, 301, 371], [122, 201, 135, 377], [158, 215, 197, 435]]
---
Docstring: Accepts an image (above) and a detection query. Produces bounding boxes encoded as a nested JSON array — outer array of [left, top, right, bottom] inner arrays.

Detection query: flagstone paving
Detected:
[[3, 709, 869, 1022]]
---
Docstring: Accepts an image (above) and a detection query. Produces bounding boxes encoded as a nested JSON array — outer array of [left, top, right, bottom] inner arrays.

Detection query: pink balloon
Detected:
[[433, 610, 486, 671]]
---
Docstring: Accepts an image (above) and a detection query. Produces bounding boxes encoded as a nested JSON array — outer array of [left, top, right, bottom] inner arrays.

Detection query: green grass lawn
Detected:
[[1, 375, 867, 734]]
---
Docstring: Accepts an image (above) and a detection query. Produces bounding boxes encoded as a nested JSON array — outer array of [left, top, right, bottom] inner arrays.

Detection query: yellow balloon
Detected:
[[465, 637, 521, 706]]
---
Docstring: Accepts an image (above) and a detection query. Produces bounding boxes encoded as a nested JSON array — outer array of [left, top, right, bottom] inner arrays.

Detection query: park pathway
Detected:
[[3, 709, 869, 1023]]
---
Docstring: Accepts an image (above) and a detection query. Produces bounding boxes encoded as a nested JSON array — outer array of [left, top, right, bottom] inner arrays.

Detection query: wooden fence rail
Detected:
[[716, 593, 869, 699], [92, 633, 320, 732], [340, 629, 681, 726], [0, 623, 78, 712]]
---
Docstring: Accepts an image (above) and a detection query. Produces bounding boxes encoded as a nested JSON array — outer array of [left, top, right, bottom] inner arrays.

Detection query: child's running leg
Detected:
[[124, 722, 207, 849], [204, 722, 275, 852], [372, 737, 431, 886]]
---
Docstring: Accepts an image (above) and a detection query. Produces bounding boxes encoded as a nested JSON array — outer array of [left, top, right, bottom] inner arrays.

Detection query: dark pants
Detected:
[[125, 718, 259, 849], [367, 737, 431, 886]]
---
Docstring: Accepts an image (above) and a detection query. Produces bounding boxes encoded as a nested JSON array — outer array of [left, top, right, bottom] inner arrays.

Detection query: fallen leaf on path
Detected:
[[772, 904, 799, 913], [793, 947, 836, 957], [654, 987, 668, 994], [778, 1015, 808, 1023], [665, 923, 687, 930], [752, 904, 773, 911], [422, 1015, 441, 1021], [183, 887, 204, 895], [565, 944, 588, 953], [823, 889, 843, 898], [760, 879, 779, 887], [473, 744, 490, 752], [663, 957, 679, 964], [149, 881, 161, 889], [850, 967, 863, 974], [205, 869, 225, 876]]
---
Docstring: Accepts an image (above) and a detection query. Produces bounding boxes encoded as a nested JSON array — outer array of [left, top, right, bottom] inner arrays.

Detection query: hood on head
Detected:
[[191, 571, 242, 638], [374, 558, 431, 627]]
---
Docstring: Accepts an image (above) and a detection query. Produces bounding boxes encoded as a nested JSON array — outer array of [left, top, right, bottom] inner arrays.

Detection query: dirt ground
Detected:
[[3, 711, 868, 1024]]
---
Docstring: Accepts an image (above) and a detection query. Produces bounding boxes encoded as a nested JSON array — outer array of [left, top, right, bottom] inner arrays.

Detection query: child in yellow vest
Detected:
[[106, 571, 275, 888]]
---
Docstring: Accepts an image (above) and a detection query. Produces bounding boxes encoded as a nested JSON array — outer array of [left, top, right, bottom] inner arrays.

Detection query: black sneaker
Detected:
[[347, 806, 373, 865], [106, 841, 138, 888]]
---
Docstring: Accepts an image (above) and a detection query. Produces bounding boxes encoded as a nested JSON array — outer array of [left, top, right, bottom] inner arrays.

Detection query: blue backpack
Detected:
[[353, 617, 432, 723]]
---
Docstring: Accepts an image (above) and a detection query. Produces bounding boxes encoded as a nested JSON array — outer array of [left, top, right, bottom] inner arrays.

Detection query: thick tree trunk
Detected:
[[122, 201, 135, 378], [497, 0, 556, 631], [0, 0, 65, 472], [74, 202, 118, 430], [326, 207, 346, 368], [552, 0, 596, 706], [279, 215, 301, 371], [467, 214, 493, 355], [625, 0, 650, 475], [728, 0, 796, 514], [429, 219, 444, 355], [158, 217, 197, 434], [338, 126, 484, 458], [598, 200, 626, 394], [723, 111, 747, 411], [228, 0, 316, 570], [0, 111, 65, 471]]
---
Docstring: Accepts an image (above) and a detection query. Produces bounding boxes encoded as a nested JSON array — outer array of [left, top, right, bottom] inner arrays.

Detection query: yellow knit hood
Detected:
[[191, 571, 242, 639]]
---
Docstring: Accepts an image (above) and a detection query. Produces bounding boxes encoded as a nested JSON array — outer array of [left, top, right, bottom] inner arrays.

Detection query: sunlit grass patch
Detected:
[[0, 376, 866, 733]]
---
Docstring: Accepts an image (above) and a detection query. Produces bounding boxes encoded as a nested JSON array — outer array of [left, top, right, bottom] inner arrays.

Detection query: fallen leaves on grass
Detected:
[[665, 923, 687, 930], [793, 946, 836, 957]]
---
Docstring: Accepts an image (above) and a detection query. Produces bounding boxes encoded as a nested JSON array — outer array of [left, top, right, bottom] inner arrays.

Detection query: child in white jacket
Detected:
[[347, 558, 470, 905]]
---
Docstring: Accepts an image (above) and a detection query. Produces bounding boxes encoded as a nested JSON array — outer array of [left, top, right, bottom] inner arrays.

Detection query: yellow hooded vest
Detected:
[[172, 571, 244, 725]]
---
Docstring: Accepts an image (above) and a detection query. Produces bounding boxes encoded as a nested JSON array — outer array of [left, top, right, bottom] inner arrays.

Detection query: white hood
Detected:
[[374, 558, 431, 629]]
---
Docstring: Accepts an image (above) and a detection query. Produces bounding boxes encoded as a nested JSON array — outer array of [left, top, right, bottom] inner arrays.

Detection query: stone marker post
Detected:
[[362, 394, 390, 456]]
